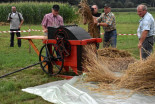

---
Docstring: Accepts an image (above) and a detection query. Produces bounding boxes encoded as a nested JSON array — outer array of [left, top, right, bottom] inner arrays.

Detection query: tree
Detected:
[[116, 1, 124, 8], [150, 0, 155, 7], [110, 0, 117, 8]]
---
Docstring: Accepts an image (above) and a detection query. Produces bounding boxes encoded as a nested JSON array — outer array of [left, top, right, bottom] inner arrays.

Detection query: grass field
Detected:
[[0, 11, 155, 103]]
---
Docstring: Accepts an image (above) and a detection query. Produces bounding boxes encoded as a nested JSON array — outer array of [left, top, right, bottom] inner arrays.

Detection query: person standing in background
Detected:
[[137, 4, 155, 59], [8, 6, 24, 47], [91, 5, 101, 31], [91, 5, 101, 49]]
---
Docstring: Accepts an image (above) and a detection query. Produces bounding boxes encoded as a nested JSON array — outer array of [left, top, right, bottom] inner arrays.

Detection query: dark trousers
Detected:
[[103, 29, 117, 48], [141, 36, 154, 59], [96, 35, 100, 49], [10, 29, 21, 47], [96, 26, 101, 49]]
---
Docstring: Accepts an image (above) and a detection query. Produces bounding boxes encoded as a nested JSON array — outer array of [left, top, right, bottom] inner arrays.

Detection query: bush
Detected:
[[0, 2, 79, 24]]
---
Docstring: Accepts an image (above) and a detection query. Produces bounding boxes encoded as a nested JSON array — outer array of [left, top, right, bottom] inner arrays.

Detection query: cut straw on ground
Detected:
[[82, 45, 155, 96]]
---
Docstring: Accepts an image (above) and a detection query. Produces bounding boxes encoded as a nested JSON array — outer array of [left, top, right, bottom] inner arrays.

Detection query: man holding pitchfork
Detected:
[[137, 4, 155, 59]]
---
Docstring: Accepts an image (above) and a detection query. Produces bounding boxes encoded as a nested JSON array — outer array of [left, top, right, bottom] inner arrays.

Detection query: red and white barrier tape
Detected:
[[100, 33, 137, 36], [0, 29, 43, 34], [0, 29, 137, 36]]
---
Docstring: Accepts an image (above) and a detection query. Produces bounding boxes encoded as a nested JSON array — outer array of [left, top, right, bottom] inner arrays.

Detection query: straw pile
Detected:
[[82, 45, 118, 84], [78, 0, 100, 38], [98, 48, 135, 72], [82, 45, 155, 96], [118, 53, 155, 95], [98, 48, 131, 58]]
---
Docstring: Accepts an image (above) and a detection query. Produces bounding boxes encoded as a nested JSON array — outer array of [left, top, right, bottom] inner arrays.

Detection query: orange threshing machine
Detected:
[[0, 25, 102, 79]]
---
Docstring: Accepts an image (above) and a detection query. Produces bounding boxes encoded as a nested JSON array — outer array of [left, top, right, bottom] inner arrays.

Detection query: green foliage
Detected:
[[0, 2, 79, 24], [110, 7, 155, 12]]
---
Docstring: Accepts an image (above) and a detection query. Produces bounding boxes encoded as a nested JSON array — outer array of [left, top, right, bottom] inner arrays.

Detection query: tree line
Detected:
[[0, 0, 155, 8]]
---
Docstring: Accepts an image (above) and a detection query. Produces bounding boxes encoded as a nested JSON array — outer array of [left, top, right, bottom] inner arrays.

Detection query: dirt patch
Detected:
[[0, 22, 9, 26]]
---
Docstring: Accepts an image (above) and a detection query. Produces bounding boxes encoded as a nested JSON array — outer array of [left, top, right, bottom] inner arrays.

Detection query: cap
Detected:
[[103, 4, 111, 8], [52, 4, 60, 11]]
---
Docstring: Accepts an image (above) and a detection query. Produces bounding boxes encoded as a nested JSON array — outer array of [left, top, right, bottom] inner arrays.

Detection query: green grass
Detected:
[[0, 25, 60, 104], [0, 10, 155, 103]]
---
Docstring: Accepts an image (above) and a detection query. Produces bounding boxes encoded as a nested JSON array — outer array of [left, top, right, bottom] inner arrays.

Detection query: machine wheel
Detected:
[[39, 43, 64, 76]]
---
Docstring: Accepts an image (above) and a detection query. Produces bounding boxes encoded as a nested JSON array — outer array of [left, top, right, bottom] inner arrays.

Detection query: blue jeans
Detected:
[[103, 29, 117, 48]]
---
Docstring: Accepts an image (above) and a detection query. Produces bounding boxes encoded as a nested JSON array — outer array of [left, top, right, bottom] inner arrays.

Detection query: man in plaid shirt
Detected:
[[41, 4, 64, 35], [95, 4, 117, 48]]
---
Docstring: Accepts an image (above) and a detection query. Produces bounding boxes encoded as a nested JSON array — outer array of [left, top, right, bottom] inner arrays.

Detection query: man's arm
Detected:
[[41, 15, 48, 33], [98, 14, 115, 27], [94, 14, 108, 27], [18, 13, 24, 29], [138, 30, 149, 48], [7, 13, 11, 22], [97, 22, 108, 27], [19, 20, 24, 29]]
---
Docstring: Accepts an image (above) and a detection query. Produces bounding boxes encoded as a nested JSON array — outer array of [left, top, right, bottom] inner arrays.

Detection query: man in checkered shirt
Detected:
[[41, 4, 64, 35], [95, 4, 117, 48]]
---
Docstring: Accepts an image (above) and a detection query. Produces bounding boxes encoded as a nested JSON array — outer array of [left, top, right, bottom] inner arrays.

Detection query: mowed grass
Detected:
[[0, 11, 155, 103], [0, 25, 60, 104]]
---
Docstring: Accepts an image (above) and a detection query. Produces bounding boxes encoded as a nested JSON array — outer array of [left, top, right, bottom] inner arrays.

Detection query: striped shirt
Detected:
[[97, 12, 116, 32], [41, 13, 64, 28]]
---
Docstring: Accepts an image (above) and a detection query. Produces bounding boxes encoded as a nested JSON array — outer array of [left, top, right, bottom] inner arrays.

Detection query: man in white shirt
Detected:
[[137, 4, 155, 59], [8, 6, 24, 47]]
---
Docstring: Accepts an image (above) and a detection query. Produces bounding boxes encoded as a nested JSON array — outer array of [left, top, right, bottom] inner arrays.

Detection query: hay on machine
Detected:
[[78, 0, 100, 38], [82, 45, 118, 84]]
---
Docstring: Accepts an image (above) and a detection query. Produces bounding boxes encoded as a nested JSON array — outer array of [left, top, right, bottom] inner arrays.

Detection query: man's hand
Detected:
[[42, 25, 48, 33], [43, 29, 48, 33], [18, 25, 21, 29], [7, 18, 11, 22], [138, 41, 142, 49], [138, 30, 148, 49], [93, 16, 98, 24], [19, 20, 24, 29]]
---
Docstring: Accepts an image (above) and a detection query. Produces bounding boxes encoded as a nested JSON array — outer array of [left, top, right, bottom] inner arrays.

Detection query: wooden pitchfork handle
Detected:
[[139, 48, 142, 61]]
